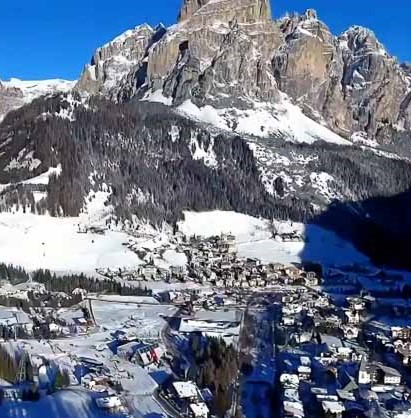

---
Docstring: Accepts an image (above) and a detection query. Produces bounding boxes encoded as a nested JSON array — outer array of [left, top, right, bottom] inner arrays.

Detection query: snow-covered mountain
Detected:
[[0, 78, 75, 121], [3, 78, 75, 101], [1, 0, 411, 269], [74, 0, 411, 147]]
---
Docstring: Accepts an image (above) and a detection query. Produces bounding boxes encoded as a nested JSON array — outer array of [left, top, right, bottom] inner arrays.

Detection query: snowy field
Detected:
[[178, 211, 271, 243], [0, 212, 142, 274], [178, 211, 370, 267]]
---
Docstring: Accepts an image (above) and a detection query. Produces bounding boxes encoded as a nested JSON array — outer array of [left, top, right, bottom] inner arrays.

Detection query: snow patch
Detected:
[[142, 89, 173, 106], [22, 164, 62, 185], [189, 131, 217, 167], [5, 149, 42, 172], [80, 186, 113, 228], [309, 172, 338, 201], [351, 131, 379, 148], [163, 249, 187, 267]]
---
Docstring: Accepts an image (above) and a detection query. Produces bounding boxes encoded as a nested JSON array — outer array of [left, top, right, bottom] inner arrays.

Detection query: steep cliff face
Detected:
[[79, 0, 280, 107], [73, 2, 411, 146], [177, 0, 209, 22], [178, 0, 272, 25], [272, 16, 411, 143], [75, 24, 164, 95], [339, 27, 410, 142], [273, 10, 348, 132]]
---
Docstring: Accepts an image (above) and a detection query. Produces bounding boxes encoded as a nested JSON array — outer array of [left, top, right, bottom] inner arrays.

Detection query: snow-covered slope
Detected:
[[0, 78, 75, 121], [2, 78, 75, 102], [0, 212, 141, 273], [0, 207, 369, 276], [145, 93, 352, 145]]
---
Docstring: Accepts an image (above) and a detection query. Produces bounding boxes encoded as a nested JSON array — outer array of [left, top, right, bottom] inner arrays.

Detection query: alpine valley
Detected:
[[1, 0, 411, 269]]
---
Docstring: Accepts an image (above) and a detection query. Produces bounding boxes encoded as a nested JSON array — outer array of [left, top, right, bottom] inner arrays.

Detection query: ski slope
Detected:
[[0, 212, 141, 274]]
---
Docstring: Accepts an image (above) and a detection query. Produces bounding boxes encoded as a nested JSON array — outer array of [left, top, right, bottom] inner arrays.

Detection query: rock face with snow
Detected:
[[273, 10, 348, 132], [79, 0, 281, 106], [2, 1, 411, 271], [76, 24, 166, 95], [75, 2, 411, 146], [273, 18, 411, 142], [178, 0, 272, 25]]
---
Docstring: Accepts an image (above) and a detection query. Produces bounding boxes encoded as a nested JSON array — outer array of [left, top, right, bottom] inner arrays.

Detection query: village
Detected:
[[0, 229, 410, 418]]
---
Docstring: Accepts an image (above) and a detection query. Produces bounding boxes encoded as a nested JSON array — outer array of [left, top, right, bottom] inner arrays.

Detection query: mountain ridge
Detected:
[[71, 2, 411, 148]]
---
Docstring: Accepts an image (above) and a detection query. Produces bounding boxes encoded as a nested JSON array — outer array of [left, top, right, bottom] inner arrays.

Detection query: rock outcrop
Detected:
[[273, 14, 411, 142], [76, 24, 166, 95], [0, 79, 75, 121], [273, 10, 346, 130], [0, 82, 24, 120], [178, 0, 271, 25], [114, 0, 281, 105]]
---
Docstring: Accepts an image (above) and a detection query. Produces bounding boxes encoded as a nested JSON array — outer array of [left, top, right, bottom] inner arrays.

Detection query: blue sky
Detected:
[[0, 0, 410, 80]]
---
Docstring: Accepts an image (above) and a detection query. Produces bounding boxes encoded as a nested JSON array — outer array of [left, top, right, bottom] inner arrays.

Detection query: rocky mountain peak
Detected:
[[72, 0, 411, 146], [303, 8, 318, 20], [0, 79, 74, 121], [75, 24, 166, 95], [178, 0, 271, 25], [339, 26, 388, 57]]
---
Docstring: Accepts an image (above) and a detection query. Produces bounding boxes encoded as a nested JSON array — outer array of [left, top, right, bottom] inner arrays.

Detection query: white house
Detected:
[[280, 374, 300, 388], [189, 402, 209, 418], [358, 360, 372, 384]]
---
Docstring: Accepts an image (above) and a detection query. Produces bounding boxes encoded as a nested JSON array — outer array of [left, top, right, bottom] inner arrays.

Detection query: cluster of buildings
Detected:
[[97, 233, 321, 291], [0, 302, 95, 342], [183, 234, 321, 290], [277, 273, 411, 418]]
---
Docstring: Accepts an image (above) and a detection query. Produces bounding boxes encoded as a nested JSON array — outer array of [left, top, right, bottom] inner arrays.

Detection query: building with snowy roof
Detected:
[[171, 381, 200, 402], [95, 395, 122, 409], [322, 401, 345, 417], [189, 402, 209, 418]]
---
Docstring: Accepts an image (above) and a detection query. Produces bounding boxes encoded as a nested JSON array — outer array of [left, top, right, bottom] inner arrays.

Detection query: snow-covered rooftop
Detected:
[[172, 381, 199, 399]]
